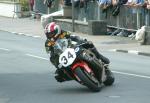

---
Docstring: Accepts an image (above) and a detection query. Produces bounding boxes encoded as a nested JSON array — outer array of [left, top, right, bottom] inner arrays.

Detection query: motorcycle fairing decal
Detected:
[[59, 48, 76, 67], [71, 61, 92, 73]]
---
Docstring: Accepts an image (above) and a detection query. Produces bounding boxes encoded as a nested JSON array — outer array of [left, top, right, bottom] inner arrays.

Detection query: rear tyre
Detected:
[[103, 70, 115, 86], [74, 67, 102, 92]]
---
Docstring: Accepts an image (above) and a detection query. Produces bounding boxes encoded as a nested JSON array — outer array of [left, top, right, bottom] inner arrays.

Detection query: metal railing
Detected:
[[74, 1, 150, 31]]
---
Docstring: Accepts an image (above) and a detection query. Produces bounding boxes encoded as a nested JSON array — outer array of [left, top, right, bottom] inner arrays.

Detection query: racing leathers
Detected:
[[45, 31, 110, 82]]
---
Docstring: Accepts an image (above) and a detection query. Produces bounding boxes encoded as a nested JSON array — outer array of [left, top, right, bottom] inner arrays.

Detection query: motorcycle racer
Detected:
[[44, 22, 110, 82]]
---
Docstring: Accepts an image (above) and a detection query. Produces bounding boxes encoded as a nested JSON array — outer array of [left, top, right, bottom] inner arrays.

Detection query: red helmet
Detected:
[[44, 22, 61, 39]]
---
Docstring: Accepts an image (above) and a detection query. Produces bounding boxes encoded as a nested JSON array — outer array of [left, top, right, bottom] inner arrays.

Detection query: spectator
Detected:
[[124, 0, 144, 9], [124, 0, 137, 7], [63, 0, 72, 6], [44, 0, 55, 8], [146, 0, 150, 25], [97, 0, 118, 11], [135, 0, 145, 7], [118, 0, 128, 5], [146, 0, 150, 9], [124, 0, 140, 29], [135, 0, 146, 26], [60, 0, 64, 9], [29, 0, 34, 11]]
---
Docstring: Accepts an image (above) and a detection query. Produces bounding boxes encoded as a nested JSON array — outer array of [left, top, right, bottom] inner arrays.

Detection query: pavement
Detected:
[[0, 16, 150, 57]]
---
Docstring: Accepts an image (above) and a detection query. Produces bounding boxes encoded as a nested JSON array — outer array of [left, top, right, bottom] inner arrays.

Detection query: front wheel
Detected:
[[74, 67, 102, 92]]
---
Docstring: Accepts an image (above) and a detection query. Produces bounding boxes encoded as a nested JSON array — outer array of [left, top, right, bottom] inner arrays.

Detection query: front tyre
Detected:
[[74, 67, 102, 92]]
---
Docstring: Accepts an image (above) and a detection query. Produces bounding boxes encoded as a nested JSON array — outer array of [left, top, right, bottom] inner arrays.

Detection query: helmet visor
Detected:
[[46, 31, 56, 39]]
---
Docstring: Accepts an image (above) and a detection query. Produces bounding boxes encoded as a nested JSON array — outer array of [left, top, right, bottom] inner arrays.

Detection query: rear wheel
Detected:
[[74, 67, 102, 92], [103, 69, 115, 86]]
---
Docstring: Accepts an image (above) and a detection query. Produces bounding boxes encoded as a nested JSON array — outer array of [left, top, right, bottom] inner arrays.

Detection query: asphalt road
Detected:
[[0, 31, 150, 103]]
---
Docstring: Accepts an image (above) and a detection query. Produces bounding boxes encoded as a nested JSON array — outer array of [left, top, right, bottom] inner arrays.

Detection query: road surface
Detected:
[[0, 31, 150, 103]]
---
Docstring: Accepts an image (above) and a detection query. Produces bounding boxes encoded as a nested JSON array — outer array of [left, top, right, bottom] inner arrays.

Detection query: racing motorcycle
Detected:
[[53, 38, 115, 92]]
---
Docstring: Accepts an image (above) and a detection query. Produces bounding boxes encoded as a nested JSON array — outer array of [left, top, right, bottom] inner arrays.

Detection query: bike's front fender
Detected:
[[71, 61, 92, 73]]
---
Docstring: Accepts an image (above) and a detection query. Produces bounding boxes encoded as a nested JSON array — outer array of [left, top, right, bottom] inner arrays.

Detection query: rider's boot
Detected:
[[55, 69, 72, 82], [90, 47, 110, 64], [104, 64, 112, 77], [55, 69, 65, 82]]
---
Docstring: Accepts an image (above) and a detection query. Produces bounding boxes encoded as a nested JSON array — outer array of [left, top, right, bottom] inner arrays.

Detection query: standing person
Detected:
[[146, 0, 150, 8], [29, 0, 34, 11], [146, 0, 150, 25], [97, 0, 118, 11]]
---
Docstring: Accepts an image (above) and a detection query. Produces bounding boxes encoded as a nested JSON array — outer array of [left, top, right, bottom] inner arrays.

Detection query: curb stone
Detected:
[[111, 49, 150, 57]]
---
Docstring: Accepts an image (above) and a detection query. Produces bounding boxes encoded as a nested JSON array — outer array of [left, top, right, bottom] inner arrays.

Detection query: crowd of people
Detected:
[[97, 0, 150, 38], [97, 0, 150, 10], [41, 0, 150, 38]]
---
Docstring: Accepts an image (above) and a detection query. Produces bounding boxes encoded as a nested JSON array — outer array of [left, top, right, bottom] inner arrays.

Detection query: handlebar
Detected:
[[75, 42, 88, 47]]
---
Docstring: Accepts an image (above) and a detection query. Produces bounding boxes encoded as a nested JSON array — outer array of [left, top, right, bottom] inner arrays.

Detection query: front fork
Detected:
[[94, 60, 107, 83], [101, 64, 107, 82]]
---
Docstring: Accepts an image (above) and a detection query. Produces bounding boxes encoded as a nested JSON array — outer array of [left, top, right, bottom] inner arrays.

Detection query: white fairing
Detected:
[[59, 48, 76, 67]]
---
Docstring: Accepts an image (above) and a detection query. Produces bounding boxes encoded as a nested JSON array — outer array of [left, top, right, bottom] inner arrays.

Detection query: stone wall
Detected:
[[54, 19, 88, 34], [54, 19, 107, 35]]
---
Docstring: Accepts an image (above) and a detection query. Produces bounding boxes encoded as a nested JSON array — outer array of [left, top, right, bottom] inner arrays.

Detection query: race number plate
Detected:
[[59, 48, 76, 67]]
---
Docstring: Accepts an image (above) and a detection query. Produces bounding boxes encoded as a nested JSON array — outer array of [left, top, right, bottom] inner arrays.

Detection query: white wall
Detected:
[[0, 2, 21, 18]]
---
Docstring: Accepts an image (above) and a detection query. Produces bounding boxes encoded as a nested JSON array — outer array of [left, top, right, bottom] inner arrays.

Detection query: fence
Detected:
[[74, 1, 150, 31], [34, 0, 60, 14]]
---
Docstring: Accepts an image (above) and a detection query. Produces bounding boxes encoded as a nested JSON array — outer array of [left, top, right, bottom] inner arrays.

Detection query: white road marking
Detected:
[[25, 53, 150, 79], [24, 34, 32, 37], [18, 33, 24, 35], [11, 32, 17, 34], [0, 48, 10, 51], [128, 50, 139, 54], [109, 49, 117, 52], [26, 54, 49, 61], [113, 71, 150, 79], [108, 95, 121, 98], [32, 35, 41, 38]]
